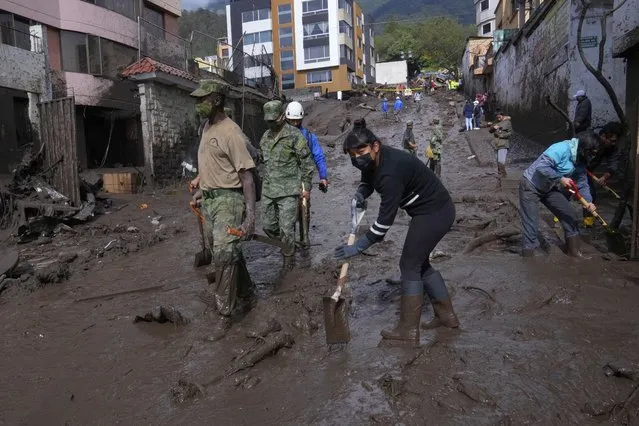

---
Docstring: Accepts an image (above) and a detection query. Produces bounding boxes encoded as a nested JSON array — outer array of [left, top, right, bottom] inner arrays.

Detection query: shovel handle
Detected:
[[331, 233, 356, 301], [572, 192, 609, 227]]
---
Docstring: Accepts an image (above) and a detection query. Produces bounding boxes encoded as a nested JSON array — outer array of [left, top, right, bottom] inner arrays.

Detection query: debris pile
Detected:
[[1, 145, 110, 242]]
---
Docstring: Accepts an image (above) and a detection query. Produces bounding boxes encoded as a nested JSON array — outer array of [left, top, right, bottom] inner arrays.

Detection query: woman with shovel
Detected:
[[334, 126, 459, 345]]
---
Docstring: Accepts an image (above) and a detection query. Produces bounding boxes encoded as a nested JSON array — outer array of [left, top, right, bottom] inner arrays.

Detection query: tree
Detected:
[[375, 17, 475, 77], [179, 8, 227, 59]]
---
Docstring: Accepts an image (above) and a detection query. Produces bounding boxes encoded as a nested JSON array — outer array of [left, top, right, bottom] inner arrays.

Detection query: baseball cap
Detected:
[[573, 89, 586, 98]]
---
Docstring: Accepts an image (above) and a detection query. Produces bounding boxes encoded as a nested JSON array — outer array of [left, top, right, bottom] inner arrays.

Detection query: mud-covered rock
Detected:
[[35, 261, 70, 284], [134, 305, 189, 325]]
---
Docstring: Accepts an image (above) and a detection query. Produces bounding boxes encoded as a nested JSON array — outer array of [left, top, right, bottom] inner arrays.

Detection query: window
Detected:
[[358, 58, 362, 69], [221, 48, 229, 57], [282, 73, 295, 90], [338, 0, 352, 17], [482, 22, 491, 34], [244, 30, 272, 45], [357, 37, 362, 49], [81, 0, 139, 21], [280, 50, 294, 70], [303, 21, 329, 39], [61, 30, 136, 76], [61, 30, 89, 73], [340, 44, 353, 61], [356, 16, 361, 27], [306, 69, 332, 84], [480, 0, 489, 11], [302, 0, 328, 15], [142, 2, 164, 39], [0, 11, 37, 51], [279, 27, 293, 47], [242, 8, 270, 23], [243, 53, 272, 68], [304, 45, 330, 63], [339, 20, 353, 38], [278, 4, 291, 24]]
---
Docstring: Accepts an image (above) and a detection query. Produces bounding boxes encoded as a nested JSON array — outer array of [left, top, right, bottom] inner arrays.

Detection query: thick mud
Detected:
[[2, 93, 639, 425]]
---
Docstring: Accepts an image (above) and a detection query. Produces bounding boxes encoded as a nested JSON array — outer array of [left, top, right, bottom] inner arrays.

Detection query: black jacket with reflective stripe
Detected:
[[356, 145, 451, 242]]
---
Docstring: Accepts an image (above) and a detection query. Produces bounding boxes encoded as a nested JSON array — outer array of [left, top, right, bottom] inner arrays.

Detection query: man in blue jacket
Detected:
[[393, 96, 403, 122], [285, 101, 328, 253], [519, 132, 601, 258], [381, 97, 389, 119]]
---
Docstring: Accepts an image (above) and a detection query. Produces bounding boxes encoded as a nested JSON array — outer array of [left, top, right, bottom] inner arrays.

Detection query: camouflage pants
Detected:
[[202, 189, 249, 316], [262, 195, 298, 257]]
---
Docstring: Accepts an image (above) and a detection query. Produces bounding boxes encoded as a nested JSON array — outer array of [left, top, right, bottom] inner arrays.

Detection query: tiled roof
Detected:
[[121, 57, 197, 82]]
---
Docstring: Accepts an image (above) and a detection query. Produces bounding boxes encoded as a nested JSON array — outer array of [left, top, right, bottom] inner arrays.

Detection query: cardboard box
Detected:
[[103, 172, 137, 194]]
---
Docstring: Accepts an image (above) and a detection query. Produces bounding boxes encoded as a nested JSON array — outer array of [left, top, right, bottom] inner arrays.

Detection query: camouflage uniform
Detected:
[[190, 80, 256, 317], [402, 123, 417, 155], [429, 121, 444, 177], [260, 101, 314, 259]]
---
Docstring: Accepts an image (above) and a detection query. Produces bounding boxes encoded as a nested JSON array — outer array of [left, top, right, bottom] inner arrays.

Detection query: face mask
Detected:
[[268, 117, 283, 132], [351, 153, 375, 172], [196, 100, 213, 118]]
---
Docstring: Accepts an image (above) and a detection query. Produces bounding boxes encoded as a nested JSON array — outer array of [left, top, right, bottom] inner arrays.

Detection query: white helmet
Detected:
[[285, 101, 304, 120]]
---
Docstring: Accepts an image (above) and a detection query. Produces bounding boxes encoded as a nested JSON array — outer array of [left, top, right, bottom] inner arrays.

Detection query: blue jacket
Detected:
[[300, 127, 328, 180], [394, 99, 403, 111], [463, 104, 474, 118], [522, 138, 592, 202], [381, 100, 388, 112]]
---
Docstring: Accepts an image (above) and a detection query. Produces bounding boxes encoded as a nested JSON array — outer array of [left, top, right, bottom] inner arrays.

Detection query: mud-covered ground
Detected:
[[2, 93, 639, 425]]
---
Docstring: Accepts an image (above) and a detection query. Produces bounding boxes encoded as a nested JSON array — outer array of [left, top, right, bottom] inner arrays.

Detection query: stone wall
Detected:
[[492, 0, 626, 146], [139, 82, 198, 183]]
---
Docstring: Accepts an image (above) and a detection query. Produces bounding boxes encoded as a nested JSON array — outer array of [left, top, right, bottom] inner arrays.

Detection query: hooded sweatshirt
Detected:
[[522, 138, 591, 201]]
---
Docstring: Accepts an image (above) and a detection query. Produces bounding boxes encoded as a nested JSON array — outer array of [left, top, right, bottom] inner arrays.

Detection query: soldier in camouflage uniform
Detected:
[[428, 118, 443, 177], [259, 100, 315, 270], [402, 121, 417, 155], [189, 80, 257, 340]]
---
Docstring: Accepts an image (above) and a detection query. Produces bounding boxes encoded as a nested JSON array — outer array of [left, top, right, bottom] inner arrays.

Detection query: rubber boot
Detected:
[[497, 163, 507, 178], [380, 280, 423, 344], [209, 315, 232, 342], [566, 235, 591, 259], [214, 262, 238, 317], [236, 258, 257, 314], [421, 269, 459, 329]]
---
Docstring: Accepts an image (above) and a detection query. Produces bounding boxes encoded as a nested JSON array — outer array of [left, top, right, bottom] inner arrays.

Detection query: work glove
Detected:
[[353, 191, 368, 211], [334, 235, 373, 260], [319, 179, 328, 193]]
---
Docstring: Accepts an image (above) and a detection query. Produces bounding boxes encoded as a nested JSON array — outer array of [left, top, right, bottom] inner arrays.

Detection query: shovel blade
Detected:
[[322, 295, 351, 344], [194, 250, 212, 268]]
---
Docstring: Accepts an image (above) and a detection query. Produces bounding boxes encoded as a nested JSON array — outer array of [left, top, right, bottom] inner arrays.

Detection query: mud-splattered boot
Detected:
[[421, 268, 459, 329], [497, 163, 508, 178], [380, 280, 423, 345], [566, 235, 591, 259], [209, 315, 232, 342]]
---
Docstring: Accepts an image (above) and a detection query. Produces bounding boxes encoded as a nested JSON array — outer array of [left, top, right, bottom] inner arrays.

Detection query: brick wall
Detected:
[[139, 81, 198, 183]]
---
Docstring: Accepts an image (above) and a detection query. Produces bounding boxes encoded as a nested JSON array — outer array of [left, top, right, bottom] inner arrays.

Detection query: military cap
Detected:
[[263, 100, 283, 121], [190, 79, 229, 98]]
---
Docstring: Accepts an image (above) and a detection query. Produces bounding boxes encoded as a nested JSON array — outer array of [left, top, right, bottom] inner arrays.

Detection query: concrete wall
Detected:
[[492, 0, 625, 145], [375, 60, 407, 85], [65, 72, 139, 112], [567, 1, 626, 129], [0, 44, 47, 94], [612, 0, 639, 56], [138, 82, 198, 183]]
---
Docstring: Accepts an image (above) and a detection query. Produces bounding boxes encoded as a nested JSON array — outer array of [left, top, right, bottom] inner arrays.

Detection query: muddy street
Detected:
[[2, 93, 639, 425]]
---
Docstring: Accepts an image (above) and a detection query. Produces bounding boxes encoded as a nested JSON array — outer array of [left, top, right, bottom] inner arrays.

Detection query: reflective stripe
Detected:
[[401, 194, 419, 208], [374, 221, 391, 229], [369, 227, 385, 236]]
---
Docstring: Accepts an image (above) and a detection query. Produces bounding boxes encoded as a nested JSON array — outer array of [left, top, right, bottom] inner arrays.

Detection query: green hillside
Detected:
[[358, 0, 474, 25]]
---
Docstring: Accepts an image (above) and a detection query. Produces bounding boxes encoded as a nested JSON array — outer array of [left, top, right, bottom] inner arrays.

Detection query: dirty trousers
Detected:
[[262, 195, 298, 257], [202, 188, 247, 315], [497, 148, 508, 165], [519, 177, 580, 250], [429, 159, 441, 177], [399, 199, 455, 283]]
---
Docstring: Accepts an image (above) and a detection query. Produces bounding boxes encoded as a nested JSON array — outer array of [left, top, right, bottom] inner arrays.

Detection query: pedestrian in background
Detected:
[[393, 96, 403, 122], [573, 89, 592, 133], [429, 118, 444, 177], [472, 100, 482, 130], [463, 100, 474, 131], [490, 112, 512, 177], [381, 97, 389, 119], [402, 121, 417, 155]]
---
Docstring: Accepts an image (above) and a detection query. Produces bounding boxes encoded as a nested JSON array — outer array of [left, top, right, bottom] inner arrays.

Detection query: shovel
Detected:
[[190, 201, 212, 268], [300, 183, 310, 250], [568, 183, 626, 252], [323, 198, 366, 345]]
